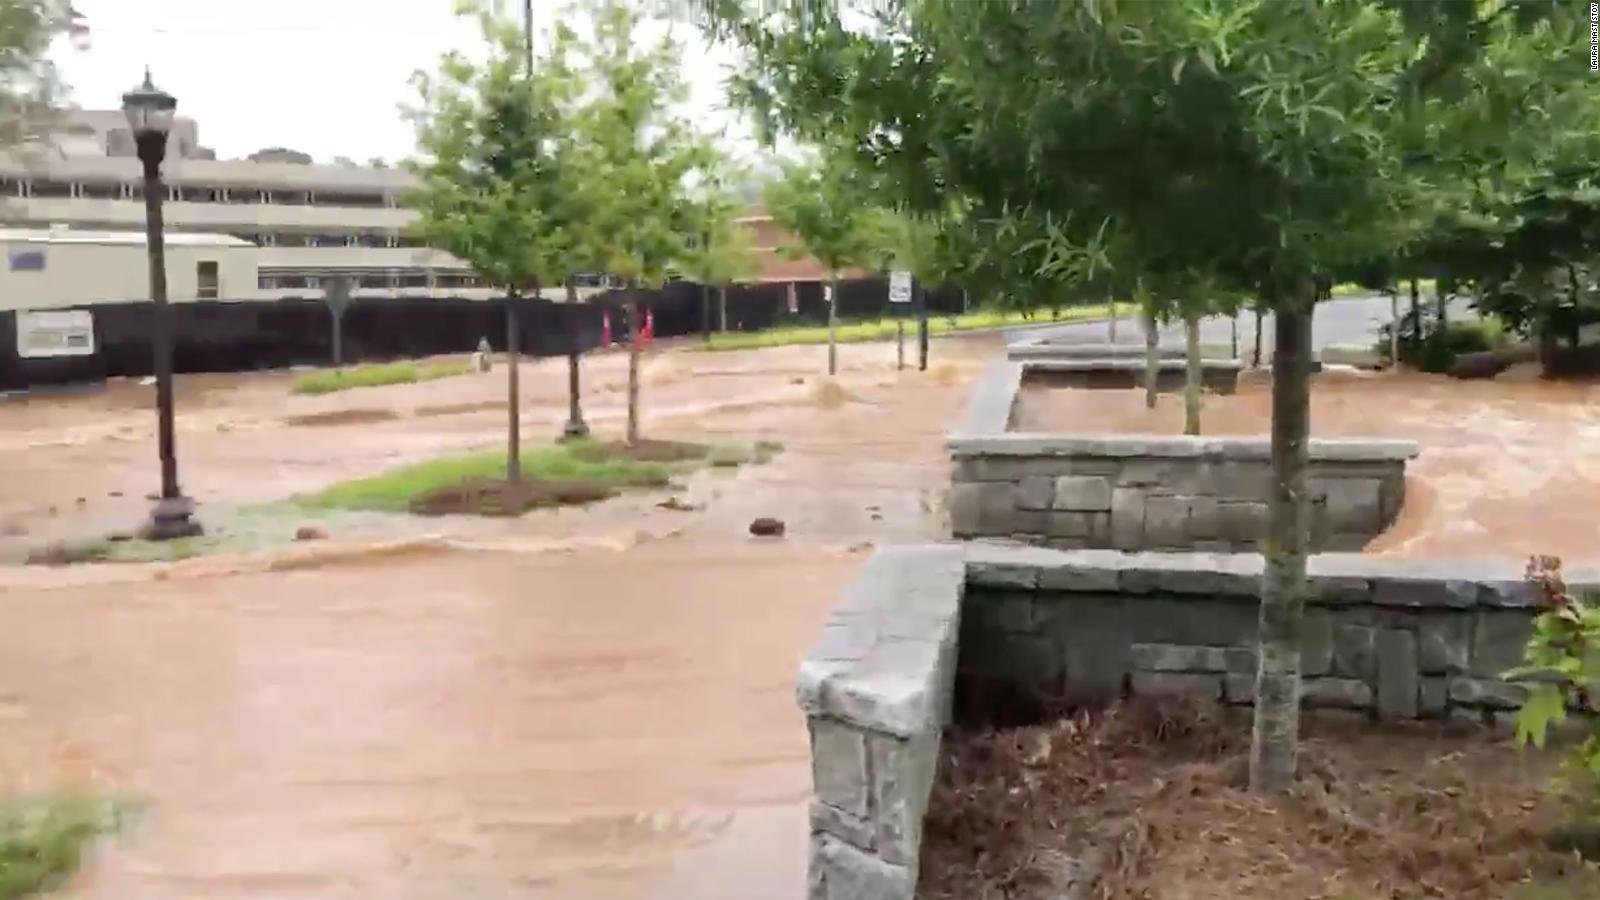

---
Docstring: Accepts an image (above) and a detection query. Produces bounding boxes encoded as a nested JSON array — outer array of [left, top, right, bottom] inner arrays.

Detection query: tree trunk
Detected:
[[506, 289, 522, 483], [915, 277, 929, 371], [626, 287, 641, 446], [1108, 294, 1119, 343], [827, 274, 840, 376], [1389, 289, 1400, 368], [1142, 305, 1159, 409], [562, 281, 588, 440], [1229, 311, 1238, 360], [896, 320, 905, 370], [701, 281, 712, 343], [1409, 278, 1421, 346], [1250, 285, 1314, 794], [1436, 280, 1450, 334], [331, 310, 344, 368], [1183, 308, 1202, 435], [719, 284, 728, 332], [1252, 302, 1264, 368]]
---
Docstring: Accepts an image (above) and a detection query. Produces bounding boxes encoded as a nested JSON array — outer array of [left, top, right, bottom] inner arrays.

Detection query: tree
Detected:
[[574, 0, 712, 447], [406, 2, 588, 480], [764, 153, 886, 376], [704, 0, 1589, 794], [680, 164, 758, 342], [247, 147, 313, 165], [0, 1, 80, 148]]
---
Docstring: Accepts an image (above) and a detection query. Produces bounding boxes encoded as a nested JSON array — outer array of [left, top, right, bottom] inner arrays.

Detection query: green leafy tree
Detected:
[[704, 0, 1590, 794], [680, 164, 758, 341], [574, 0, 713, 446], [0, 1, 80, 148], [405, 3, 587, 480], [764, 153, 887, 375]]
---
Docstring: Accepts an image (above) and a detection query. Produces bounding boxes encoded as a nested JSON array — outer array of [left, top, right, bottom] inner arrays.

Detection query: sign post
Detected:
[[889, 271, 912, 371], [323, 276, 353, 367]]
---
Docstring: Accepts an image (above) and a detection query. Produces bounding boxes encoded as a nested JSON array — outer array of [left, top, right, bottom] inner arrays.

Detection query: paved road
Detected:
[[1001, 293, 1472, 359]]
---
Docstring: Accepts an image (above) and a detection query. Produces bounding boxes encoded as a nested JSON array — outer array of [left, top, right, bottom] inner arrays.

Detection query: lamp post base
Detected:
[[559, 418, 590, 442], [141, 495, 202, 541]]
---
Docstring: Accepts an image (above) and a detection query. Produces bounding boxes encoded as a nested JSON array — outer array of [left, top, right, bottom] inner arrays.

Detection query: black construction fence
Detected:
[[0, 276, 972, 392]]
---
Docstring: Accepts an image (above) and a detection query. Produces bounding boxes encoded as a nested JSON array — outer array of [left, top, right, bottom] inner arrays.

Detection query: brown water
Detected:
[[0, 338, 995, 899], [0, 543, 851, 899], [1013, 365, 1600, 562]]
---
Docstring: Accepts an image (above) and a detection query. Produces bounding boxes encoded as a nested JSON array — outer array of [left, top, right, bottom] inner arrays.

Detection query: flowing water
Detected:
[[0, 339, 992, 898], [1012, 364, 1600, 562], [5, 337, 1597, 898]]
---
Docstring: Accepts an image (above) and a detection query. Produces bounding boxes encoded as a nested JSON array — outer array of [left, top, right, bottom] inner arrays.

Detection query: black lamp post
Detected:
[[123, 69, 201, 540]]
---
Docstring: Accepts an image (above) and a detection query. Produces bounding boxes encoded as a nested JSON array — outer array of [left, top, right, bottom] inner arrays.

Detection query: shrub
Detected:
[[1510, 556, 1600, 813], [1377, 316, 1508, 373]]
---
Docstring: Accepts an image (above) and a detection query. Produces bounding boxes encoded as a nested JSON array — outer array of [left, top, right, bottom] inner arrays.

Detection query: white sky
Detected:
[[50, 0, 753, 165]]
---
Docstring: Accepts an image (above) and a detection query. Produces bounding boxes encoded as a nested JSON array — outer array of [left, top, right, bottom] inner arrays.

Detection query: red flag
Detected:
[[601, 309, 612, 347], [643, 309, 655, 349]]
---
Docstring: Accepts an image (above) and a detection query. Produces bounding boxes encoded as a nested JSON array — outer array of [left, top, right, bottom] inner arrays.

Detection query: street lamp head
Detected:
[[121, 68, 177, 138]]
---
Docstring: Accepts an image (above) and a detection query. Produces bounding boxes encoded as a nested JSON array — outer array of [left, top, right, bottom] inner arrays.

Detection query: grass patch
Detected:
[[707, 439, 785, 467], [289, 360, 474, 396], [700, 304, 1128, 352], [295, 438, 784, 516], [26, 535, 214, 566], [0, 794, 123, 899], [295, 442, 678, 514]]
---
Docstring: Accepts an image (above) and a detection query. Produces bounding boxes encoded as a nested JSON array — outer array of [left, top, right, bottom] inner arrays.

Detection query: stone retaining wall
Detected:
[[958, 545, 1586, 726], [1022, 358, 1242, 394], [797, 545, 965, 900], [948, 360, 1419, 552]]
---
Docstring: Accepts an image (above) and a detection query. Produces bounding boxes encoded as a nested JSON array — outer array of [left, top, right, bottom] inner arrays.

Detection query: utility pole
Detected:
[[505, 0, 536, 480]]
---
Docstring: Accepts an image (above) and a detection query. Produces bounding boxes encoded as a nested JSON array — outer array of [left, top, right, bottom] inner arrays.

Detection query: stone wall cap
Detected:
[[1021, 358, 1243, 373], [951, 359, 1023, 438], [948, 433, 1420, 461], [797, 544, 966, 737]]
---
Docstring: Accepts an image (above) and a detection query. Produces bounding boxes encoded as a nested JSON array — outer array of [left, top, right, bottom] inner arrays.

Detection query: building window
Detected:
[[312, 191, 388, 208], [197, 261, 219, 299], [31, 180, 72, 199], [359, 272, 395, 289], [79, 181, 125, 200], [397, 273, 430, 289], [272, 190, 309, 205], [357, 232, 387, 248]]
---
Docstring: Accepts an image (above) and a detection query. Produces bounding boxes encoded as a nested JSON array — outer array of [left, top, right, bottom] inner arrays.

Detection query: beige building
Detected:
[[0, 110, 490, 304], [0, 227, 257, 309]]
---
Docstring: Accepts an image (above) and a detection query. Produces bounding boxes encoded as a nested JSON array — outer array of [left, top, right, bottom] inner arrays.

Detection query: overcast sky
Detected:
[[51, 0, 753, 165]]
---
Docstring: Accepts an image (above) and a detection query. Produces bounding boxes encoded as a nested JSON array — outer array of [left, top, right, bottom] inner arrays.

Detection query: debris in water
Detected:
[[810, 380, 860, 409], [749, 517, 786, 537], [294, 525, 329, 541], [657, 497, 702, 512]]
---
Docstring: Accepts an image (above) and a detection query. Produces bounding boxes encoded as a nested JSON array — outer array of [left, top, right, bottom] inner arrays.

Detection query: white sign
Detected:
[[17, 309, 95, 359], [889, 270, 913, 304]]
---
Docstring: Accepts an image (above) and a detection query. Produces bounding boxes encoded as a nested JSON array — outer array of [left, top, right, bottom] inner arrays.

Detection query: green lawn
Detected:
[[289, 359, 475, 396], [699, 303, 1128, 352], [295, 443, 677, 512], [0, 794, 122, 900]]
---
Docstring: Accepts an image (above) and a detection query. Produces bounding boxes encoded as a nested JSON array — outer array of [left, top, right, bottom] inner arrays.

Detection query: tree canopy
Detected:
[[0, 0, 81, 148]]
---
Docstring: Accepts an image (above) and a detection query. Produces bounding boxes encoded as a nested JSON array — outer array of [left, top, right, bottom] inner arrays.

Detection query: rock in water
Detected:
[[749, 517, 786, 537], [294, 525, 328, 541]]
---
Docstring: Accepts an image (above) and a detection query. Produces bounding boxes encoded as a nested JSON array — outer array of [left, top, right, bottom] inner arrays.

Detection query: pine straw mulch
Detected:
[[919, 699, 1600, 900]]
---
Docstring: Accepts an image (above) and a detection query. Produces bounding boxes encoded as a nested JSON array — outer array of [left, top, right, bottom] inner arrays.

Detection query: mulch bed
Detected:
[[919, 700, 1600, 900], [408, 477, 617, 517], [283, 409, 400, 427], [569, 439, 711, 463]]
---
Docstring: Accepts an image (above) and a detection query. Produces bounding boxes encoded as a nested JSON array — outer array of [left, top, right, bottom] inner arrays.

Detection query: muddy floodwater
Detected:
[[0, 338, 992, 898], [1014, 364, 1600, 562], [4, 334, 1600, 898]]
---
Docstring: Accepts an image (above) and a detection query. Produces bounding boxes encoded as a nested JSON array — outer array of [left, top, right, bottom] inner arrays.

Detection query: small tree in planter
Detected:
[[406, 3, 588, 480]]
